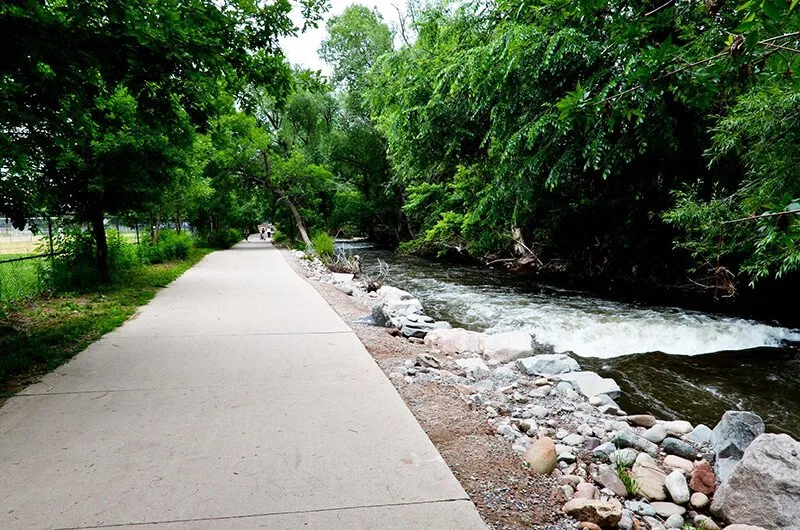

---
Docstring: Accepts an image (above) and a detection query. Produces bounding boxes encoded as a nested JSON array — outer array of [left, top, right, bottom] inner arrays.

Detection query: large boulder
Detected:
[[557, 371, 621, 400], [424, 327, 484, 354], [483, 331, 535, 363], [516, 353, 580, 375], [562, 499, 622, 528], [710, 411, 765, 483], [524, 436, 557, 475], [710, 433, 800, 529], [377, 285, 414, 302]]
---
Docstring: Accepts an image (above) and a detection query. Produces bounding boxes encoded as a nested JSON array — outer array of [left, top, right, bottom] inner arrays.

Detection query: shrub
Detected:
[[200, 228, 241, 249], [272, 230, 289, 245], [138, 230, 194, 264], [310, 231, 335, 259]]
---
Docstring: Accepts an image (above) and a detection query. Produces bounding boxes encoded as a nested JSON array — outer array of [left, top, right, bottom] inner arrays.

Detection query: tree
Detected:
[[0, 0, 325, 282]]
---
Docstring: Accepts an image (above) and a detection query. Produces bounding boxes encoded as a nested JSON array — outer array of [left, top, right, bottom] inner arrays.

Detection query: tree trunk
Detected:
[[152, 206, 162, 244], [90, 208, 111, 284], [175, 208, 182, 235], [283, 195, 312, 248]]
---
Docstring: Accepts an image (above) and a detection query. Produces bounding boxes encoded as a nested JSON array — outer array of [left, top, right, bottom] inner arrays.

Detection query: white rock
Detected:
[[516, 354, 579, 375], [455, 358, 491, 380], [659, 420, 693, 436], [642, 424, 668, 444], [423, 327, 484, 354], [665, 470, 690, 504], [557, 371, 621, 400], [482, 331, 535, 363]]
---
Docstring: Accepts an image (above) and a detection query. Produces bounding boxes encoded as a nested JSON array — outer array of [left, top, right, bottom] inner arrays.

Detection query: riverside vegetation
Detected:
[[295, 249, 800, 530]]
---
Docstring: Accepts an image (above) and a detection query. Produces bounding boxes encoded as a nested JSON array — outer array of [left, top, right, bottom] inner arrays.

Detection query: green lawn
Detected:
[[0, 247, 214, 395]]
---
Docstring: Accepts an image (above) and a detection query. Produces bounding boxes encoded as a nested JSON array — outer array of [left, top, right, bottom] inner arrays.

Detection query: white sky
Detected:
[[281, 0, 408, 75]]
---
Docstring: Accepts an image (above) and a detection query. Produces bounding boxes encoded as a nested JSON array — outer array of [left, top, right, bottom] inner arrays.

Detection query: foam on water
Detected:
[[347, 245, 800, 359]]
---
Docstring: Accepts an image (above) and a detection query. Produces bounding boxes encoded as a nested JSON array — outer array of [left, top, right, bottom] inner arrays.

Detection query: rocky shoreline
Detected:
[[292, 250, 800, 530]]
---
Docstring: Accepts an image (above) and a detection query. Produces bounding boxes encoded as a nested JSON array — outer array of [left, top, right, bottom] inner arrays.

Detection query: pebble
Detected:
[[592, 442, 616, 460], [529, 405, 549, 418], [561, 485, 575, 499], [609, 448, 638, 467], [625, 500, 656, 516], [563, 434, 585, 446], [649, 501, 686, 517], [555, 429, 569, 440], [558, 452, 577, 464], [643, 516, 666, 530], [578, 523, 602, 530], [665, 514, 684, 528], [588, 396, 604, 406], [642, 424, 668, 443], [693, 515, 721, 530], [690, 491, 709, 509], [534, 377, 549, 386]]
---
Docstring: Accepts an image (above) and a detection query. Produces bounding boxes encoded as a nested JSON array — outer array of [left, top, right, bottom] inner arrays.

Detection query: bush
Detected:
[[310, 231, 335, 259], [138, 230, 194, 264], [200, 228, 241, 249], [272, 230, 289, 245]]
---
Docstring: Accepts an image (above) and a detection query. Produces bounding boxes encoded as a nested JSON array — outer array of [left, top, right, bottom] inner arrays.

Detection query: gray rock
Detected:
[[662, 437, 698, 460], [516, 353, 580, 375], [609, 448, 639, 468], [562, 434, 585, 446], [454, 357, 491, 380], [710, 410, 765, 483], [493, 366, 517, 381], [593, 442, 616, 460], [643, 517, 666, 530], [471, 379, 494, 392], [371, 302, 389, 326], [665, 514, 684, 529], [483, 331, 535, 363], [612, 429, 659, 457], [558, 452, 577, 464], [557, 371, 622, 399], [665, 469, 690, 504], [724, 526, 767, 530], [585, 437, 602, 451], [711, 433, 800, 529], [687, 423, 713, 445], [618, 510, 634, 530], [335, 284, 354, 295], [694, 515, 722, 530], [528, 405, 549, 419], [642, 424, 668, 444], [624, 500, 656, 516]]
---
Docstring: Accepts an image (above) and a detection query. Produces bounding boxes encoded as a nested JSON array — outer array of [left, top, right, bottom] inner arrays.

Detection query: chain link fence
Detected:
[[0, 216, 144, 303]]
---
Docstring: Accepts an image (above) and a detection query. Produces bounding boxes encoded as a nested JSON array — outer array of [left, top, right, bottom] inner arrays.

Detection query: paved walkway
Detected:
[[0, 242, 484, 529]]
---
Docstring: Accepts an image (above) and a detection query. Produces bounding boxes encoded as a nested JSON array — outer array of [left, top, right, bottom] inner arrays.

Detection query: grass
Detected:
[[0, 254, 45, 302], [0, 247, 213, 397], [613, 459, 640, 496]]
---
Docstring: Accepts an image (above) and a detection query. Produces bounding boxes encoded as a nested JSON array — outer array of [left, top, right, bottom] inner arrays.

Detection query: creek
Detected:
[[339, 242, 800, 437]]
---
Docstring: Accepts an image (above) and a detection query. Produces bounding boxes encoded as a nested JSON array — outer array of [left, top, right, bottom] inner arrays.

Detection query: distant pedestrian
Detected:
[[260, 227, 266, 240], [244, 228, 250, 241]]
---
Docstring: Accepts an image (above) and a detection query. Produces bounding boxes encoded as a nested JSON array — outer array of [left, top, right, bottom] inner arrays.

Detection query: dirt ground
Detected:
[[284, 250, 571, 530]]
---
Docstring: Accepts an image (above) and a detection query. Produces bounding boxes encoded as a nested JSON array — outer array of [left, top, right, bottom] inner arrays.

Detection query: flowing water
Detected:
[[340, 243, 800, 437]]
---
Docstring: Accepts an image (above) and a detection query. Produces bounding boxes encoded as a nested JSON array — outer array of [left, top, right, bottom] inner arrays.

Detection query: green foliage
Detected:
[[138, 231, 194, 264], [202, 229, 242, 250], [310, 231, 335, 259], [613, 459, 640, 497]]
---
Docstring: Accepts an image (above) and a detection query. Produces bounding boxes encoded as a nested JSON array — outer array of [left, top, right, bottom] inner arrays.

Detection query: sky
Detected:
[[281, 0, 408, 75]]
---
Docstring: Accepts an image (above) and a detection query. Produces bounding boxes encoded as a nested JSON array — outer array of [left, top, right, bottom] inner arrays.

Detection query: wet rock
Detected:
[[690, 492, 709, 509], [642, 424, 668, 444], [665, 514, 684, 528], [710, 410, 765, 483], [663, 455, 694, 474], [612, 429, 659, 457], [609, 448, 639, 468], [631, 453, 668, 501], [665, 469, 690, 504], [483, 331, 535, 363], [650, 501, 686, 517], [662, 437, 698, 460], [689, 459, 716, 495], [694, 515, 721, 530], [710, 433, 800, 529], [627, 414, 657, 428], [562, 498, 622, 528], [516, 353, 580, 375], [454, 357, 490, 380], [423, 327, 484, 354], [524, 436, 557, 474], [594, 464, 629, 498], [558, 371, 622, 400], [687, 424, 713, 445]]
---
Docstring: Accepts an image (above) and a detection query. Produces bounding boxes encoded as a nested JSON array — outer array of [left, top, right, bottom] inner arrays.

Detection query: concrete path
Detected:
[[0, 242, 484, 529]]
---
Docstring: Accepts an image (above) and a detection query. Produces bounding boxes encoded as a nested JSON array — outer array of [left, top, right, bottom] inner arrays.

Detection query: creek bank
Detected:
[[293, 250, 800, 530]]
